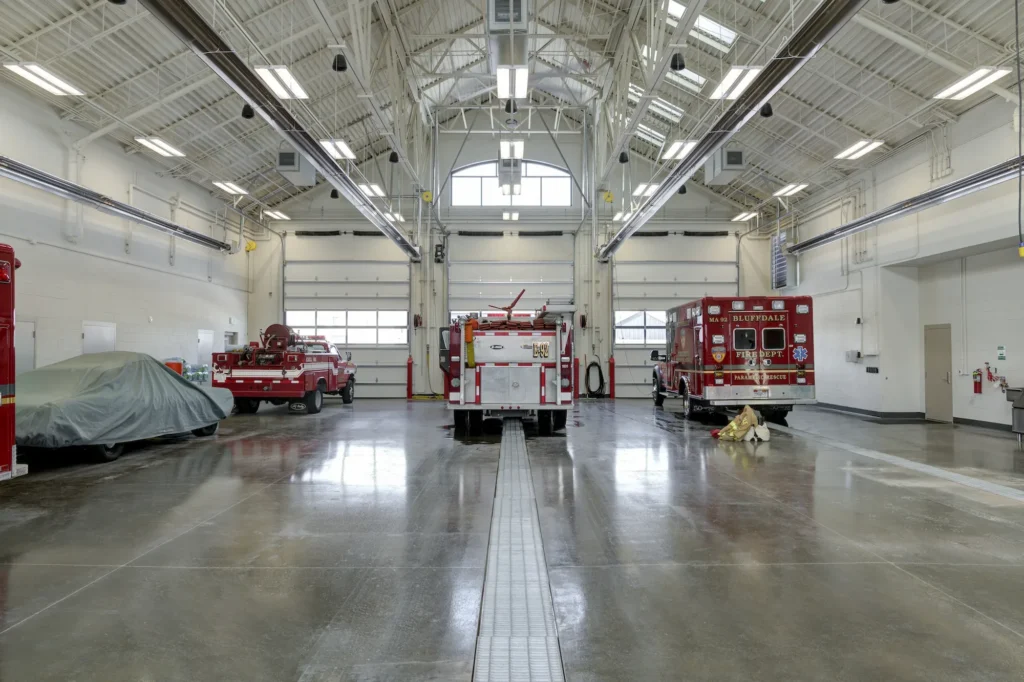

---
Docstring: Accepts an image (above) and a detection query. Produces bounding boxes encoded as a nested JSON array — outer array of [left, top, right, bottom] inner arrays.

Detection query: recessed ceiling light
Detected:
[[320, 139, 356, 159], [834, 140, 884, 160], [134, 137, 185, 157], [661, 140, 697, 160], [710, 66, 761, 100], [773, 183, 808, 197], [732, 212, 757, 221], [4, 63, 83, 96], [934, 67, 1011, 100], [254, 65, 308, 99], [213, 181, 247, 195], [499, 139, 524, 159], [265, 210, 289, 220]]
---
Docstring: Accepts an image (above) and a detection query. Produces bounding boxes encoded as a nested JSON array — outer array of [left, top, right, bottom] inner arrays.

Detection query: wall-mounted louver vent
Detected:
[[771, 231, 796, 289]]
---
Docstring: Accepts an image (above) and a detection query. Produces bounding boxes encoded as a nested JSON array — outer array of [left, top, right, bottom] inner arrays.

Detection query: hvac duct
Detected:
[[598, 0, 872, 261], [136, 0, 421, 262], [788, 155, 1024, 254], [0, 155, 233, 252]]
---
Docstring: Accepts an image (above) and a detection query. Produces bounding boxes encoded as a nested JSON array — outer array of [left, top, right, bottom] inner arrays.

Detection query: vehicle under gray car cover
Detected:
[[16, 351, 235, 448]]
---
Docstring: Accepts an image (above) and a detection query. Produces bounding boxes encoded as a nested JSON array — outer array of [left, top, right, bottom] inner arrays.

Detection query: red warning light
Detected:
[[0, 262, 11, 284]]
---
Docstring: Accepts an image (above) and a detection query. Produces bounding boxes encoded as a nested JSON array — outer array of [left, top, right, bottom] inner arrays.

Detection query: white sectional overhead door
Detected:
[[284, 231, 410, 398], [613, 232, 739, 398], [447, 233, 574, 315]]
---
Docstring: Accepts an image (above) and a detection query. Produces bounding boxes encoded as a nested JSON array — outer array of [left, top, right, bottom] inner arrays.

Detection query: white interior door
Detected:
[[197, 329, 214, 370], [14, 321, 34, 375], [82, 321, 116, 354]]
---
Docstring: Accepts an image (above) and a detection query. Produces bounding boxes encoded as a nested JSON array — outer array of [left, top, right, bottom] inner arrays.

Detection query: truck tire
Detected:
[[468, 410, 483, 436], [89, 443, 124, 463], [653, 376, 665, 407], [762, 408, 790, 425], [537, 409, 553, 435], [191, 423, 219, 438], [553, 410, 567, 431], [453, 410, 468, 434], [341, 380, 354, 404], [235, 398, 260, 414], [304, 388, 324, 414], [680, 381, 696, 420]]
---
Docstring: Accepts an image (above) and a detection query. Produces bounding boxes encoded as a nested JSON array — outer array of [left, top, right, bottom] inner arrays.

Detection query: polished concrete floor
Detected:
[[1, 399, 1024, 680]]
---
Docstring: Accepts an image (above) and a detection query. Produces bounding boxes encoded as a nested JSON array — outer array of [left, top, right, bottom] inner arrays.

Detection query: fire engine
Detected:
[[440, 291, 574, 435], [652, 296, 815, 422], [212, 323, 356, 415]]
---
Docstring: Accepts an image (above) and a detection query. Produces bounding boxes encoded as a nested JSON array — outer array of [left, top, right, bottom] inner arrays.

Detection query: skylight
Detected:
[[627, 83, 684, 123], [665, 1, 738, 53]]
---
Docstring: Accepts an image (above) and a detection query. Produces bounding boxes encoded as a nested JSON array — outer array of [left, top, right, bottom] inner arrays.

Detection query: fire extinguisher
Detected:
[[973, 369, 983, 394]]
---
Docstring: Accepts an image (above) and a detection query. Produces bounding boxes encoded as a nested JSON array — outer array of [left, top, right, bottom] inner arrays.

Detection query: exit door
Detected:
[[197, 329, 214, 375], [924, 324, 953, 423]]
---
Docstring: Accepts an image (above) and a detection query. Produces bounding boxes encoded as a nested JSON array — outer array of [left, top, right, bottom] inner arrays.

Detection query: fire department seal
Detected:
[[793, 346, 809, 362], [711, 345, 726, 363]]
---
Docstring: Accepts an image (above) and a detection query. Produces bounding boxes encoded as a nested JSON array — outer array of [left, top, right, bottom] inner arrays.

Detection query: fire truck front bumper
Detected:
[[702, 385, 816, 406]]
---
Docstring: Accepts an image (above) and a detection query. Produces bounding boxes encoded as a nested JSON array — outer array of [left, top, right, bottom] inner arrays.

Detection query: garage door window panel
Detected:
[[286, 311, 316, 326], [615, 310, 665, 346]]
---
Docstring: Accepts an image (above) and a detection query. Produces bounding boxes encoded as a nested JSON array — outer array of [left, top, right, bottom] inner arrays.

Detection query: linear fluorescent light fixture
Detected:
[[612, 211, 633, 222], [633, 183, 659, 197], [253, 65, 308, 99], [213, 181, 247, 195], [635, 123, 666, 145], [934, 67, 1011, 100], [4, 63, 83, 96], [773, 183, 808, 197], [134, 137, 185, 157], [358, 183, 386, 197], [710, 66, 761, 100], [502, 212, 519, 221], [264, 210, 289, 220], [500, 183, 522, 196], [499, 139, 524, 159], [732, 212, 757, 222], [497, 66, 529, 99], [834, 140, 884, 160], [393, 213, 405, 222], [661, 140, 697, 160], [319, 139, 356, 160]]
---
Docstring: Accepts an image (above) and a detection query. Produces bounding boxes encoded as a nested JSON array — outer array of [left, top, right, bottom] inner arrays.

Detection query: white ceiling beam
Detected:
[[852, 13, 1016, 102]]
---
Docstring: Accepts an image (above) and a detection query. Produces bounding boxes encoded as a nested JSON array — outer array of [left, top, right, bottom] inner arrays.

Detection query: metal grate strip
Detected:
[[474, 418, 565, 681]]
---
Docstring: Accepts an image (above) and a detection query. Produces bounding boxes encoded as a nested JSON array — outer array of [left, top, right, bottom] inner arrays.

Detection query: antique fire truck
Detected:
[[652, 296, 815, 422], [440, 291, 574, 435], [212, 324, 356, 415]]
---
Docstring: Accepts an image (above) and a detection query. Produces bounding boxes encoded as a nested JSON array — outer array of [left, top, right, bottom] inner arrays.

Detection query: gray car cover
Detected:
[[16, 351, 234, 448]]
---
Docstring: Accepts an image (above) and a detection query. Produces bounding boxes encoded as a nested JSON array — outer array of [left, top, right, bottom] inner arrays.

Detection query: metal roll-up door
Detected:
[[447, 233, 574, 316], [284, 230, 410, 398], [613, 232, 738, 398]]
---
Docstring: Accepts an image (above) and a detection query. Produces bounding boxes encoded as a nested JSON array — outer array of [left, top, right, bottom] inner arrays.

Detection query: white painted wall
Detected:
[[789, 96, 1023, 423], [920, 249, 1024, 425], [0, 82, 249, 368]]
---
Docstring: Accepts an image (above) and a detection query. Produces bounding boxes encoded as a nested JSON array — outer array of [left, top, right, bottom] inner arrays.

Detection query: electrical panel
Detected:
[[704, 148, 747, 186], [275, 144, 316, 187]]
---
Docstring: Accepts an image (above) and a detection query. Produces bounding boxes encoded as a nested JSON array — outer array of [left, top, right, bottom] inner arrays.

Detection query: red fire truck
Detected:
[[652, 296, 815, 421], [212, 323, 356, 415], [440, 292, 574, 435]]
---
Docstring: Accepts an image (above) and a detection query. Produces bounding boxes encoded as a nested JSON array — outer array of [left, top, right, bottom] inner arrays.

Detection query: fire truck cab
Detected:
[[652, 296, 815, 421], [213, 324, 356, 415], [440, 293, 574, 436]]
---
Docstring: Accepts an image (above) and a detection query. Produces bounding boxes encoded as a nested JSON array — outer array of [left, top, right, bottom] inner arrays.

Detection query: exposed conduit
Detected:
[[788, 155, 1024, 254], [136, 0, 421, 262], [0, 155, 233, 252]]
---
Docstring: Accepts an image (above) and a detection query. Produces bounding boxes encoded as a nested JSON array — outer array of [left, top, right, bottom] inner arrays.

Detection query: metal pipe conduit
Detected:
[[0, 155, 233, 252], [597, 0, 872, 262], [136, 0, 421, 262], [788, 155, 1024, 254]]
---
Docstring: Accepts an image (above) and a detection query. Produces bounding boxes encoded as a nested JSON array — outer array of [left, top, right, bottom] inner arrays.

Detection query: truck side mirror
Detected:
[[650, 350, 660, 361], [346, 352, 352, 362]]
